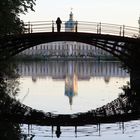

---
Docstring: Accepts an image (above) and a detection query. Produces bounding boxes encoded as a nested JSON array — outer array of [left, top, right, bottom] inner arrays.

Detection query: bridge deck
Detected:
[[24, 21, 139, 38]]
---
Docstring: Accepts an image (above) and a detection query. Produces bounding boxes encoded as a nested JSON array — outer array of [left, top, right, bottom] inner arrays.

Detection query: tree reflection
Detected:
[[1, 60, 140, 139], [118, 69, 140, 112], [0, 121, 21, 140], [0, 61, 21, 140]]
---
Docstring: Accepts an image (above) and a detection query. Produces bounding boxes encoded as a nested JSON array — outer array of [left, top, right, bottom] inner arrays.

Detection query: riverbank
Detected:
[[13, 55, 117, 61]]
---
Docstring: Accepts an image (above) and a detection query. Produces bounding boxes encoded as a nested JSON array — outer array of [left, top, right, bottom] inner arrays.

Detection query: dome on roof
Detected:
[[65, 11, 76, 32]]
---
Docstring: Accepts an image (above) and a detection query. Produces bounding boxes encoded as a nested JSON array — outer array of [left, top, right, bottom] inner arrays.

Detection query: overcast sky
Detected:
[[20, 0, 140, 27]]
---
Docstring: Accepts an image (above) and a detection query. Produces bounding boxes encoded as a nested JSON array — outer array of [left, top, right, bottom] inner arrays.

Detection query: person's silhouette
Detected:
[[56, 17, 62, 32], [55, 125, 61, 138]]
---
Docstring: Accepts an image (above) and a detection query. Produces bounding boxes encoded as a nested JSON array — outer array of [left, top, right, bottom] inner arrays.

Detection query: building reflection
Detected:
[[17, 61, 129, 106], [17, 61, 129, 81], [65, 62, 78, 106]]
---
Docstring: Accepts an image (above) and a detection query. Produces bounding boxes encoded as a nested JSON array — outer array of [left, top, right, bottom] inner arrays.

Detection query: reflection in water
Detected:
[[0, 61, 21, 140], [65, 74, 78, 106], [17, 61, 128, 81], [65, 62, 78, 106], [0, 121, 21, 140], [16, 61, 129, 114], [3, 60, 140, 139], [21, 120, 140, 139], [55, 125, 62, 138], [18, 67, 140, 140]]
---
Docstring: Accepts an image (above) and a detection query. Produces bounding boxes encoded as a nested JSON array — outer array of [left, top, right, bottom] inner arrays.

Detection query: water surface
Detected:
[[17, 61, 129, 114], [13, 60, 140, 140]]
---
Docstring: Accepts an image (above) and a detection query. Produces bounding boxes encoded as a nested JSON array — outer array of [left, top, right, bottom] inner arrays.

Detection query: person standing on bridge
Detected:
[[56, 17, 62, 32]]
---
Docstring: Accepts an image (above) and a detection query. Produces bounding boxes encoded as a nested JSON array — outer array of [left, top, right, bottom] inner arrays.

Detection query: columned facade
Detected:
[[17, 12, 113, 59], [18, 41, 112, 59]]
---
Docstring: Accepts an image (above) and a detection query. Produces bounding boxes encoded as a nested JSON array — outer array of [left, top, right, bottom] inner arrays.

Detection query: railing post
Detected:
[[119, 26, 122, 36], [75, 21, 78, 32], [122, 25, 125, 37], [100, 22, 102, 34], [31, 24, 33, 33], [28, 21, 30, 33], [97, 23, 99, 34], [98, 22, 101, 34], [52, 20, 54, 32]]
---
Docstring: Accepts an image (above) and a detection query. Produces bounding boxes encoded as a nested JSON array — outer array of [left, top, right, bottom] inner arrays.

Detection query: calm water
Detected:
[[11, 61, 140, 139], [10, 61, 140, 140], [17, 61, 129, 114], [20, 121, 140, 140]]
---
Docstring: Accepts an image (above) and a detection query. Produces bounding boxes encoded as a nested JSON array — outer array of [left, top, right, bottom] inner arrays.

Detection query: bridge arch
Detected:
[[1, 32, 140, 67]]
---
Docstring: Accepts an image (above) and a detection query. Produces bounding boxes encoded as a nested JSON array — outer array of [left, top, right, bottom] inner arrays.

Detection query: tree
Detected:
[[0, 0, 36, 35]]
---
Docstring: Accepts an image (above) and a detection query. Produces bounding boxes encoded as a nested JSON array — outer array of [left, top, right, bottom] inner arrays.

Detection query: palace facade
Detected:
[[17, 12, 113, 59]]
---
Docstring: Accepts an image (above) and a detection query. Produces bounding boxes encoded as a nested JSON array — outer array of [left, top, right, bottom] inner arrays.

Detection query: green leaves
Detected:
[[0, 0, 36, 35]]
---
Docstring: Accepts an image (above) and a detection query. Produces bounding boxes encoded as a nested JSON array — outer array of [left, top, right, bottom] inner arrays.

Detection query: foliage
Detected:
[[0, 61, 20, 97], [0, 0, 36, 35], [0, 121, 21, 140]]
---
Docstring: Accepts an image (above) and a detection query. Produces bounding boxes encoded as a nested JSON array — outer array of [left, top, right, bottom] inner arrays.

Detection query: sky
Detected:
[[20, 0, 140, 27]]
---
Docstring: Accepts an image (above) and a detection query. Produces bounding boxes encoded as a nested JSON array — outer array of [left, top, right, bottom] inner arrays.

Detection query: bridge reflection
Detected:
[[1, 61, 140, 139], [1, 68, 140, 138]]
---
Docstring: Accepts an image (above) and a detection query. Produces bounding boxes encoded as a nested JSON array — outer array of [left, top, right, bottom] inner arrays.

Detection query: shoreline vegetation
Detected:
[[13, 55, 117, 61]]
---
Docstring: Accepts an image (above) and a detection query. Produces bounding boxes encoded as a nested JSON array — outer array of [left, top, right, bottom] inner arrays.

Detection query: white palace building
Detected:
[[17, 12, 113, 59]]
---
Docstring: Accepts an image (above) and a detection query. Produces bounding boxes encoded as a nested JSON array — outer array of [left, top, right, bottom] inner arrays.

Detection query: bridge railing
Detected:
[[24, 21, 139, 38]]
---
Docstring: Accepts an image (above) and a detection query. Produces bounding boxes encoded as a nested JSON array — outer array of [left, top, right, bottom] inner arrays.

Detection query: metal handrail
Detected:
[[24, 20, 139, 38]]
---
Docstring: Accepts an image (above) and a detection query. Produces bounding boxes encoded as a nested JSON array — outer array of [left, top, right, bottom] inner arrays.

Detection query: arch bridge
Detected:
[[0, 21, 140, 68]]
